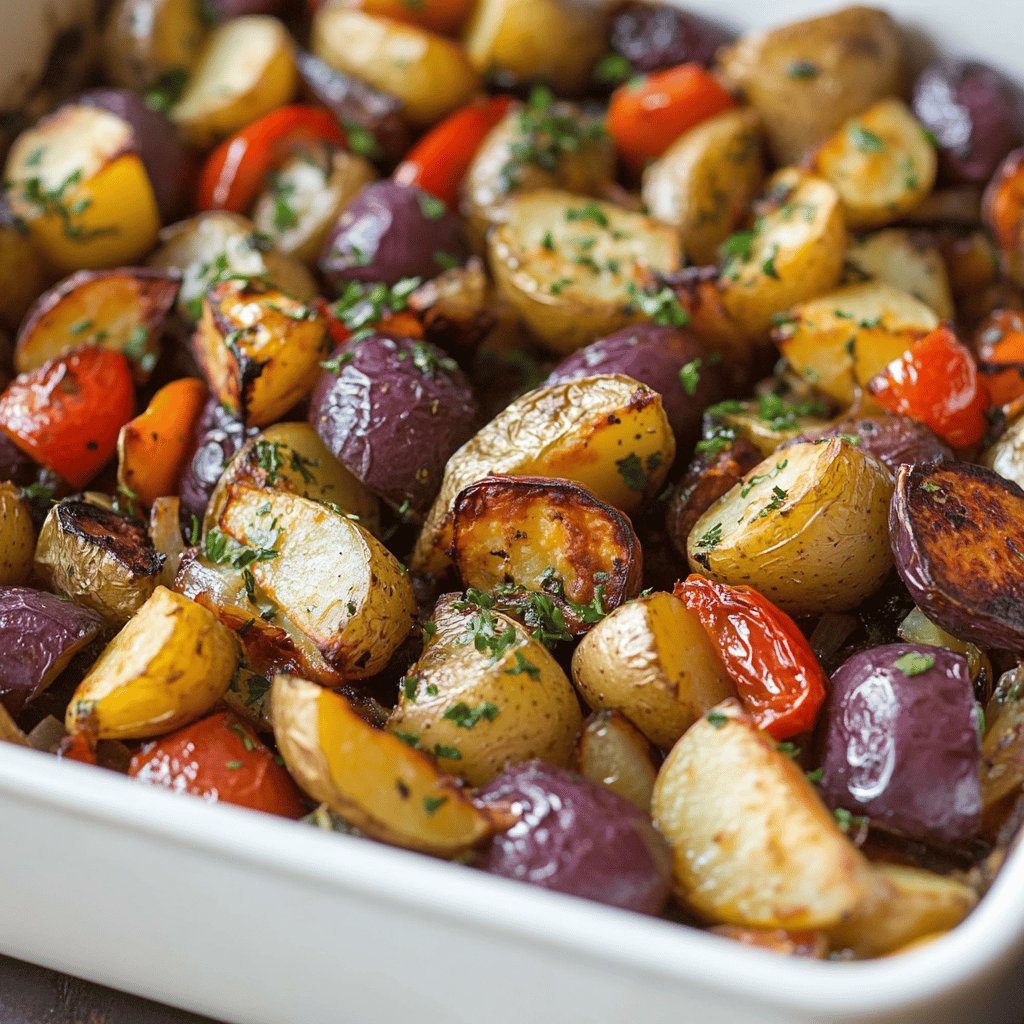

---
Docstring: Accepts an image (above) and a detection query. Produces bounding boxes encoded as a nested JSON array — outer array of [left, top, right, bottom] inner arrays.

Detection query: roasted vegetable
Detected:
[[148, 496, 187, 588], [0, 483, 35, 586], [571, 591, 735, 749], [607, 3, 733, 75], [0, 207, 50, 333], [983, 147, 1024, 287], [574, 710, 659, 811], [695, 395, 831, 460], [790, 416, 953, 473]]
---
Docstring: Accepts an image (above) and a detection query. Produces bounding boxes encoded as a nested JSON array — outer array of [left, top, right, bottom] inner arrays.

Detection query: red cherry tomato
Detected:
[[675, 575, 828, 741]]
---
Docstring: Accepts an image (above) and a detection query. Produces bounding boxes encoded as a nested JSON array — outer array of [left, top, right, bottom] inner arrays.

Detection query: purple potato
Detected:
[[309, 333, 477, 513], [890, 460, 1024, 649], [77, 88, 193, 221], [544, 325, 721, 451], [787, 415, 953, 472], [475, 760, 672, 915], [912, 60, 1024, 186], [0, 586, 104, 716], [177, 397, 258, 520], [820, 643, 981, 844], [319, 181, 469, 292], [608, 2, 734, 73]]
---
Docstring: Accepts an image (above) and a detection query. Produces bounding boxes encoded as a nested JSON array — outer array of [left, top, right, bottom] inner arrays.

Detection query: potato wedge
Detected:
[[451, 475, 642, 634], [218, 485, 415, 678], [652, 699, 875, 928], [0, 483, 35, 585], [571, 592, 735, 749], [273, 673, 496, 855], [815, 99, 937, 230], [411, 374, 675, 574], [777, 281, 940, 406], [387, 594, 581, 786], [718, 169, 847, 341], [66, 586, 237, 740], [311, 9, 479, 127], [642, 109, 764, 267], [489, 189, 682, 354], [35, 500, 164, 625], [575, 709, 659, 811], [171, 15, 297, 148], [15, 267, 180, 381], [194, 280, 327, 428], [687, 439, 894, 615]]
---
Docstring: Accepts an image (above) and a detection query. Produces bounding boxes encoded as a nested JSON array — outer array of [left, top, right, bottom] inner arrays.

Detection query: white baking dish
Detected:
[[1, 1, 1024, 1022]]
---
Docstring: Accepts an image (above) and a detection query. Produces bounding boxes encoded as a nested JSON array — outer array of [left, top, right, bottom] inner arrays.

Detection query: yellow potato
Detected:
[[652, 699, 876, 928], [489, 189, 682, 354], [687, 439, 894, 615], [0, 483, 35, 585], [411, 374, 675, 573], [700, 396, 832, 458], [66, 586, 237, 740], [387, 595, 582, 786], [575, 710, 659, 812], [0, 224, 50, 332], [571, 592, 736, 749], [272, 673, 497, 856]]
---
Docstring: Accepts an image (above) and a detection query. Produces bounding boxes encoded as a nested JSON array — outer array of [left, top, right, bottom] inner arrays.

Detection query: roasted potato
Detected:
[[0, 483, 35, 585], [451, 475, 643, 634], [700, 396, 832, 459], [171, 15, 297, 148], [718, 6, 903, 166], [574, 710, 659, 812], [571, 592, 735, 749], [815, 99, 938, 229], [718, 169, 847, 341], [411, 374, 675, 574], [687, 439, 894, 615], [642, 109, 764, 267], [35, 500, 164, 625], [652, 699, 876, 928], [194, 280, 327, 428], [311, 8, 479, 127], [272, 672, 497, 856], [0, 214, 51, 333], [66, 586, 237, 740], [607, 3, 733, 75], [387, 594, 582, 786]]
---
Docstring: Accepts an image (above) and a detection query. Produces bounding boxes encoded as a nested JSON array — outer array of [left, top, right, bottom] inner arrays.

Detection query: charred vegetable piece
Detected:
[[0, 586, 104, 716], [451, 476, 642, 635], [890, 460, 1024, 649], [272, 673, 497, 856], [0, 483, 35, 586], [574, 710, 659, 812], [475, 760, 672, 915], [819, 644, 981, 845], [34, 499, 164, 625], [129, 710, 306, 818]]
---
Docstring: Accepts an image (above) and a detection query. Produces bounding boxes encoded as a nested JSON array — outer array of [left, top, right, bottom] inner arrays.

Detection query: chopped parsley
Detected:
[[320, 352, 354, 374], [679, 358, 702, 396], [565, 201, 609, 228], [755, 485, 789, 519], [833, 808, 870, 834], [269, 173, 299, 231], [422, 795, 447, 816], [615, 452, 648, 491], [594, 52, 632, 85], [401, 675, 419, 702], [625, 281, 689, 327], [505, 650, 541, 678], [706, 709, 729, 729], [849, 123, 886, 153], [757, 392, 828, 432], [894, 651, 935, 676], [696, 522, 723, 550], [143, 66, 189, 112], [409, 339, 457, 378], [442, 701, 501, 729], [740, 459, 788, 498], [332, 277, 422, 333], [806, 767, 824, 784], [342, 120, 382, 160], [14, 168, 116, 242], [417, 192, 446, 220], [433, 744, 461, 761], [392, 730, 420, 748], [786, 60, 820, 79]]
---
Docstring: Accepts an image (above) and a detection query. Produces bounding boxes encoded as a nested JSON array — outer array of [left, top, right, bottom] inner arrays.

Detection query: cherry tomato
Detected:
[[675, 575, 827, 741], [975, 309, 1024, 408], [129, 711, 306, 818]]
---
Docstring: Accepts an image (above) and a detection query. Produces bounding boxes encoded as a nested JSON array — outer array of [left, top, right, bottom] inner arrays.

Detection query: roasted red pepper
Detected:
[[675, 575, 827, 741], [867, 323, 990, 449], [196, 105, 348, 213], [975, 309, 1024, 408]]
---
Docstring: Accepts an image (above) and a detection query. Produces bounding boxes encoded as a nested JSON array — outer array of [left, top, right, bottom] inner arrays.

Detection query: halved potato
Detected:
[[718, 169, 847, 341], [652, 699, 876, 928], [451, 474, 642, 634], [218, 485, 415, 678], [171, 15, 297, 148], [0, 483, 35, 585], [571, 592, 735, 749], [777, 281, 940, 406], [575, 709, 659, 811], [686, 439, 894, 615], [66, 586, 237, 740], [311, 8, 479, 126], [489, 189, 682, 354], [15, 267, 180, 381], [411, 374, 675, 573], [642, 109, 764, 267], [194, 280, 327, 427], [272, 673, 497, 855], [814, 99, 937, 229]]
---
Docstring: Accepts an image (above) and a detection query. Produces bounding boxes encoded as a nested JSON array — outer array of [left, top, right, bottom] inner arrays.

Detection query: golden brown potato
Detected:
[[575, 709, 659, 811], [652, 699, 876, 928], [719, 6, 903, 166], [0, 483, 35, 586], [194, 280, 327, 427], [387, 594, 582, 786], [571, 592, 735, 749], [0, 223, 50, 332], [687, 439, 894, 615], [642, 109, 764, 267], [66, 586, 237, 740], [489, 189, 682, 354], [311, 8, 479, 126], [273, 673, 498, 856], [411, 374, 675, 574]]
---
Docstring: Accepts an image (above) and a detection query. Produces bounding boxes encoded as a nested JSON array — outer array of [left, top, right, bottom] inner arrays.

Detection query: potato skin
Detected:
[[0, 483, 35, 585], [788, 415, 953, 473], [571, 592, 735, 749]]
